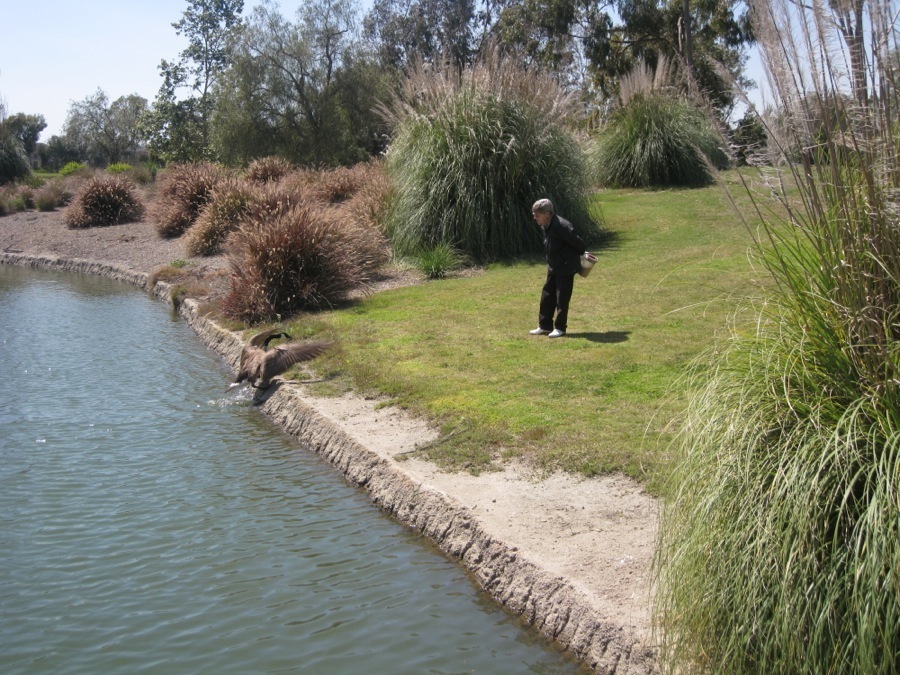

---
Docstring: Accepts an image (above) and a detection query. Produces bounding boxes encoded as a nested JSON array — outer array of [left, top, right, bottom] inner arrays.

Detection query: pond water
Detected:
[[0, 265, 585, 674]]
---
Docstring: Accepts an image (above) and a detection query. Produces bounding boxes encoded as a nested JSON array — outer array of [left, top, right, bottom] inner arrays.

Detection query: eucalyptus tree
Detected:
[[363, 0, 480, 68], [490, 0, 753, 115], [143, 0, 245, 162]]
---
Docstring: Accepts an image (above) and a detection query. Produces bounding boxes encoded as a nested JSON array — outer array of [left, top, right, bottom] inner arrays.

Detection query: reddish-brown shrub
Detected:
[[337, 160, 393, 233], [306, 164, 369, 204], [244, 156, 294, 184], [64, 175, 143, 228], [221, 201, 389, 323], [184, 177, 257, 256], [150, 162, 227, 238]]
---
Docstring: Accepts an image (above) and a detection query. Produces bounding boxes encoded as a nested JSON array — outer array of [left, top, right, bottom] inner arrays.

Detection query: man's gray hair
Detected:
[[532, 198, 554, 214]]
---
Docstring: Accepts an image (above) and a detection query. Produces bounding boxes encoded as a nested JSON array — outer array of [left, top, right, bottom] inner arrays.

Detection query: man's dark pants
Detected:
[[538, 271, 575, 332]]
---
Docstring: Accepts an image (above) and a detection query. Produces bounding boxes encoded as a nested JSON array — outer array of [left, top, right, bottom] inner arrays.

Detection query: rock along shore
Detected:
[[0, 251, 659, 674]]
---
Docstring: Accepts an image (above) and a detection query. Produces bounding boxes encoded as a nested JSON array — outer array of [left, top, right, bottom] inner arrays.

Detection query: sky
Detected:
[[1, 0, 767, 142], [0, 0, 313, 140]]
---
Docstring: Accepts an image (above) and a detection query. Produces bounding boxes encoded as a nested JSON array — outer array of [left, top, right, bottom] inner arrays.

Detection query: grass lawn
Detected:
[[286, 171, 766, 490]]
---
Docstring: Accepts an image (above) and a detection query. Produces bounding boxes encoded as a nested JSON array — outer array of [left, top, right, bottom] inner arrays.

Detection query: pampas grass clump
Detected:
[[383, 50, 602, 263], [654, 0, 900, 672], [592, 93, 728, 188], [64, 175, 143, 228]]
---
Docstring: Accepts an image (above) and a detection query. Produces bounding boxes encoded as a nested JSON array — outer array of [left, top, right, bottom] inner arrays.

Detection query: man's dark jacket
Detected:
[[543, 214, 587, 275]]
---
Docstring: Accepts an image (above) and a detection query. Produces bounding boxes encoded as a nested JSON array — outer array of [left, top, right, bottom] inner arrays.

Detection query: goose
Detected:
[[226, 328, 331, 391]]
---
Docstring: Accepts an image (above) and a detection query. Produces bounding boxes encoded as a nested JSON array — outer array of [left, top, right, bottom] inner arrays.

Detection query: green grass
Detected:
[[284, 171, 762, 488]]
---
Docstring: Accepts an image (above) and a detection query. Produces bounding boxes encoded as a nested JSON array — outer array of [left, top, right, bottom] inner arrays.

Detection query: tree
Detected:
[[363, 0, 479, 69], [63, 90, 148, 166], [612, 0, 754, 113], [493, 0, 612, 82], [490, 0, 753, 115], [144, 0, 244, 161], [829, 0, 867, 106], [1, 113, 47, 156], [212, 0, 392, 166], [0, 135, 31, 184], [39, 135, 82, 172]]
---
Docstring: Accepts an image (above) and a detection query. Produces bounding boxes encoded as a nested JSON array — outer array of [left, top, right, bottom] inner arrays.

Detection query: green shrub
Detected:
[[0, 136, 31, 185], [244, 156, 293, 184], [184, 177, 257, 256], [106, 162, 132, 174], [59, 161, 87, 177], [64, 175, 143, 228], [592, 93, 728, 188], [384, 54, 603, 263], [221, 200, 388, 322], [150, 162, 227, 238]]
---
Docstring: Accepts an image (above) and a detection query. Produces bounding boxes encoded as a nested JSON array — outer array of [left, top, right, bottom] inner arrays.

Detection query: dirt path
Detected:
[[0, 208, 659, 673]]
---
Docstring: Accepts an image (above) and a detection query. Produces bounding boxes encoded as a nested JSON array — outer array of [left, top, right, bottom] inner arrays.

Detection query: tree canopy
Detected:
[[143, 0, 245, 162], [212, 0, 392, 166], [63, 90, 148, 166]]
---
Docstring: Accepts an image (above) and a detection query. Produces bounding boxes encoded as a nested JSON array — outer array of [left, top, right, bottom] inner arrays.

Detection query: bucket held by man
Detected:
[[578, 252, 598, 278]]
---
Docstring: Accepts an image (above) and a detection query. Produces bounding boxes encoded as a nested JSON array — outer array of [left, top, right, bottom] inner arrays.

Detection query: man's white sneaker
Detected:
[[548, 329, 566, 338], [529, 328, 550, 335]]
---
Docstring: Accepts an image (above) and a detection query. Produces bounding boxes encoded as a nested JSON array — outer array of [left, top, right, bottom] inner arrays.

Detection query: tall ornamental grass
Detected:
[[382, 51, 603, 263], [591, 58, 728, 188], [654, 0, 900, 672], [592, 94, 728, 187]]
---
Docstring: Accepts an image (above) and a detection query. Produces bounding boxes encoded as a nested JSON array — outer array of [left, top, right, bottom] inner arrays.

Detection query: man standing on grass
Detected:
[[529, 198, 588, 339]]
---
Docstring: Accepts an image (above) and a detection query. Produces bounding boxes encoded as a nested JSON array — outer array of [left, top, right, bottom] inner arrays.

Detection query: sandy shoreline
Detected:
[[0, 209, 659, 673]]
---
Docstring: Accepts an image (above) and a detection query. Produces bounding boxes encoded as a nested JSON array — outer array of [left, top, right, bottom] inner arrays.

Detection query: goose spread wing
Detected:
[[266, 341, 332, 377]]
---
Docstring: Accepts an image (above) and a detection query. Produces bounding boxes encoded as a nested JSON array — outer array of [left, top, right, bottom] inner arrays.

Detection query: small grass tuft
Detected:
[[417, 243, 469, 279]]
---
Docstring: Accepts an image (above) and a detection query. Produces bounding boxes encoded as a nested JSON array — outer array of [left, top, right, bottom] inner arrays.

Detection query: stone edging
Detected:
[[1, 252, 657, 675]]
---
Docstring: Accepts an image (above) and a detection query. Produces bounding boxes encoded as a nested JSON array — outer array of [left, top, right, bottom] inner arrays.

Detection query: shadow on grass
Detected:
[[567, 330, 630, 343]]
